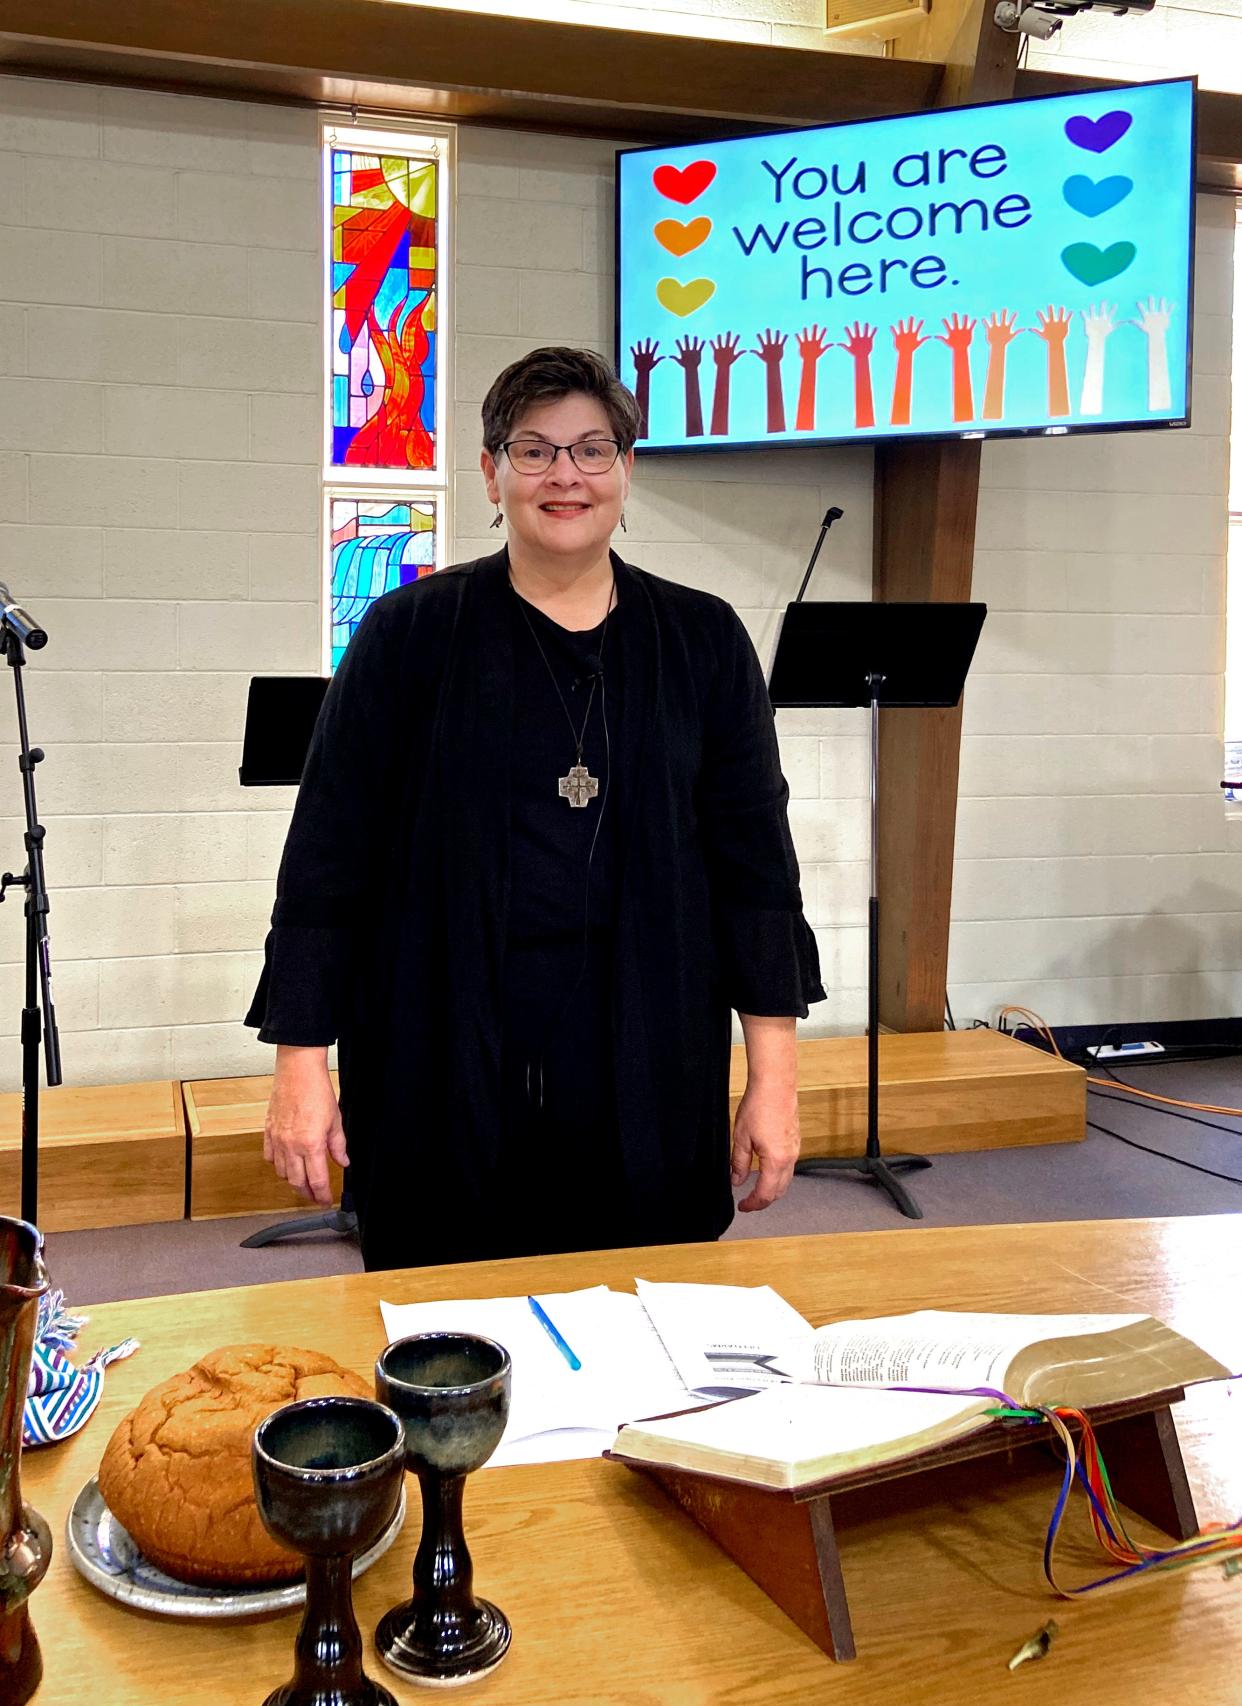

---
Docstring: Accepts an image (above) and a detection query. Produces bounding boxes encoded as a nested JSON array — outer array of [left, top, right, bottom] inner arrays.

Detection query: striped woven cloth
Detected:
[[22, 1288, 139, 1448]]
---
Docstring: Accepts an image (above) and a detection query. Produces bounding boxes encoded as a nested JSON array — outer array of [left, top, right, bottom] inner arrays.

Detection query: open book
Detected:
[[611, 1309, 1233, 1491]]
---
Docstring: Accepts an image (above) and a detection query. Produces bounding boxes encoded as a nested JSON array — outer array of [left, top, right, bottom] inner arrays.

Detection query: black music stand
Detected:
[[769, 601, 986, 1219], [238, 676, 357, 1249]]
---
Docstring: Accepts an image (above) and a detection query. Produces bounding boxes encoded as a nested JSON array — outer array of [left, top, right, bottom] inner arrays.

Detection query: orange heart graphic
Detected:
[[656, 277, 716, 318], [655, 217, 712, 257]]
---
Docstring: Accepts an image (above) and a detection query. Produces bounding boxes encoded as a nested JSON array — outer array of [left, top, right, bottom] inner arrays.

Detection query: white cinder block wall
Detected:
[[0, 77, 1235, 1091]]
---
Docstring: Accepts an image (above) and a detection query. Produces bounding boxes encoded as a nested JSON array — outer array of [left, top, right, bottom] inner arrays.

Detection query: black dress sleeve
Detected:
[[244, 598, 401, 1045], [697, 606, 826, 1019]]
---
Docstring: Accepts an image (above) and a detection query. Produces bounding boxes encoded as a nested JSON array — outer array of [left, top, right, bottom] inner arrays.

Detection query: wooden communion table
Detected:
[[19, 1216, 1242, 1705]]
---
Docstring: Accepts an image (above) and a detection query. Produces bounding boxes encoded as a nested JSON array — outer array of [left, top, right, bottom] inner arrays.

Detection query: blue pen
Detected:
[[528, 1295, 582, 1371]]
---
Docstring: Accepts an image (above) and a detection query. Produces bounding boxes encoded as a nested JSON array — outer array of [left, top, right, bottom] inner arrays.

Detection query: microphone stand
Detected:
[[0, 627, 61, 1226], [774, 507, 930, 1218]]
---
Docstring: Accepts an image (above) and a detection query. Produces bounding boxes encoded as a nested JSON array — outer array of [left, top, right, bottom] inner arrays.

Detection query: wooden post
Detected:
[[873, 0, 1020, 1033]]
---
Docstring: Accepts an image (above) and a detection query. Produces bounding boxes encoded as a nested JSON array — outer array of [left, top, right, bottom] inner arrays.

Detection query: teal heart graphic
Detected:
[[1061, 240, 1136, 286], [1063, 174, 1133, 217]]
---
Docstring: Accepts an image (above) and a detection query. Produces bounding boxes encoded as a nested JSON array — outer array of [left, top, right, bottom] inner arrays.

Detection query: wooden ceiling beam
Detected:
[[2, 5, 1240, 173], [0, 0, 939, 139]]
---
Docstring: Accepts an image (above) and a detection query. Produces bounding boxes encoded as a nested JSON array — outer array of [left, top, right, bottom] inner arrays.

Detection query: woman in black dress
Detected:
[[247, 347, 823, 1271]]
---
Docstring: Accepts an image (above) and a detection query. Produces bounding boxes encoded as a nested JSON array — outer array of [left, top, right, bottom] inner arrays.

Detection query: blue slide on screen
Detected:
[[615, 78, 1195, 452]]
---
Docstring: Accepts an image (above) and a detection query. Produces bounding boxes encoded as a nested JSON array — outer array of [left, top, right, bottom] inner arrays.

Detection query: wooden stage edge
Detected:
[[0, 1030, 1083, 1229], [730, 1027, 1085, 1159]]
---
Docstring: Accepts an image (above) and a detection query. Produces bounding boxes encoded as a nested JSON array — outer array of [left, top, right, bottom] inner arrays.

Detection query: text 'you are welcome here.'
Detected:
[[616, 79, 1194, 448]]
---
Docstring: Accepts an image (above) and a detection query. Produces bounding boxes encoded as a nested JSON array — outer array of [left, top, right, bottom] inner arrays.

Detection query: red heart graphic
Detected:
[[653, 160, 717, 205]]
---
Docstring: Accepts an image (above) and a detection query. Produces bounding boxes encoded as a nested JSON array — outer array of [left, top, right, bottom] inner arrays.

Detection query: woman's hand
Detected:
[[264, 1045, 350, 1205], [730, 1079, 800, 1211], [731, 1014, 801, 1212]]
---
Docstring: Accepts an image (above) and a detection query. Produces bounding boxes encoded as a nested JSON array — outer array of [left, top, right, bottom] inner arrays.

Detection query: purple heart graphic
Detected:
[[1065, 110, 1133, 154]]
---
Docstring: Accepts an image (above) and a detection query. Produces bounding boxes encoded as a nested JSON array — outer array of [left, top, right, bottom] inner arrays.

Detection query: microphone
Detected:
[[573, 655, 603, 689], [0, 583, 47, 649], [793, 506, 844, 605]]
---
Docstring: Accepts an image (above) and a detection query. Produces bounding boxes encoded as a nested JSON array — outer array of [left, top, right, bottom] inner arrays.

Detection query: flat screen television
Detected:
[[615, 77, 1195, 454]]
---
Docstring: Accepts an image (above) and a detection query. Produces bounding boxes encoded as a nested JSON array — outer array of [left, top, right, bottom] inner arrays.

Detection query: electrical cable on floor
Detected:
[[945, 996, 956, 1031], [1089, 1085, 1242, 1141], [1086, 1116, 1242, 1188], [998, 1004, 1242, 1119]]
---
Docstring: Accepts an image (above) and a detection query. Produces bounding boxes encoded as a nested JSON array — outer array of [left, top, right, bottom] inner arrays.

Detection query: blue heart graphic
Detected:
[[1063, 174, 1133, 218], [1065, 111, 1133, 153]]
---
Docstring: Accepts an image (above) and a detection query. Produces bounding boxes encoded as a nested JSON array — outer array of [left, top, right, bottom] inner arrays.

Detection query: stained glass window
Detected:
[[323, 122, 451, 671], [330, 496, 437, 669], [330, 150, 438, 473]]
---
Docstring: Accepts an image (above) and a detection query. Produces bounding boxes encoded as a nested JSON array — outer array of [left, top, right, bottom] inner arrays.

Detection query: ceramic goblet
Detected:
[[252, 1396, 405, 1706], [375, 1333, 513, 1686]]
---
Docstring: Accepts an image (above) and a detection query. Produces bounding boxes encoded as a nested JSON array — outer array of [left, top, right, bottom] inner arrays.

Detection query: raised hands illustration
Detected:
[[1079, 302, 1118, 417], [709, 333, 743, 435], [672, 336, 706, 437], [937, 313, 976, 353], [981, 310, 1019, 423], [840, 321, 876, 359], [1031, 305, 1072, 417], [631, 337, 663, 376], [630, 337, 663, 438], [794, 324, 831, 431], [840, 321, 877, 430], [751, 327, 788, 366], [751, 328, 788, 434], [1130, 296, 1175, 412], [1032, 305, 1073, 347], [937, 314, 977, 423], [891, 317, 930, 358], [983, 310, 1020, 352], [1081, 302, 1119, 343], [1133, 296, 1174, 339], [889, 318, 929, 427]]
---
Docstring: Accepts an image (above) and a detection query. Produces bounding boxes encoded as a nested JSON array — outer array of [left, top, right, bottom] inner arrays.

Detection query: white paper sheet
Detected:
[[379, 1287, 704, 1466], [634, 1279, 812, 1394]]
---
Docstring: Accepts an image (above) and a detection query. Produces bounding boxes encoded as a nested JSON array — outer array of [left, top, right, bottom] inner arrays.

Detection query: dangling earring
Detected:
[[619, 511, 628, 534], [490, 505, 504, 530]]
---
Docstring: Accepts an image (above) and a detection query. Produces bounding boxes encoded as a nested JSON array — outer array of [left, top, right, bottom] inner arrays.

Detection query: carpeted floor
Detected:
[[44, 1052, 1242, 1306]]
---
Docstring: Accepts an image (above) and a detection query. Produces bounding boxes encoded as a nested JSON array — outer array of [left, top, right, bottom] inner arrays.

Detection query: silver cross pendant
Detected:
[[558, 763, 599, 808]]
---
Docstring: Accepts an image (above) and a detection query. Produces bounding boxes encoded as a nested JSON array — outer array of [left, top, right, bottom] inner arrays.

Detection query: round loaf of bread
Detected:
[[98, 1343, 372, 1586]]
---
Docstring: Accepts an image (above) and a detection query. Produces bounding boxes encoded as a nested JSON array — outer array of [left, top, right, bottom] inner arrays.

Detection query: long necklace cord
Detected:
[[510, 575, 616, 1110], [512, 575, 615, 775]]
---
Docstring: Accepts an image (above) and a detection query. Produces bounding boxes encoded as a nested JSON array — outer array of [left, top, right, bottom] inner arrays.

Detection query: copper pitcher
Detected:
[[0, 1218, 50, 1706]]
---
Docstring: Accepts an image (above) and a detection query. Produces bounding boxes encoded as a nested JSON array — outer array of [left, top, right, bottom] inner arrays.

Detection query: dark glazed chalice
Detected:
[[375, 1333, 512, 1687], [252, 1396, 406, 1706]]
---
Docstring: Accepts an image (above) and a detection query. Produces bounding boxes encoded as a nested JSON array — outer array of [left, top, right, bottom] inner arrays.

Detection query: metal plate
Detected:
[[66, 1476, 406, 1620]]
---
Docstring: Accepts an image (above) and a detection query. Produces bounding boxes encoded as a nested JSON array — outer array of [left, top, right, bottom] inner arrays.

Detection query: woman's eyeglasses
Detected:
[[501, 439, 622, 474]]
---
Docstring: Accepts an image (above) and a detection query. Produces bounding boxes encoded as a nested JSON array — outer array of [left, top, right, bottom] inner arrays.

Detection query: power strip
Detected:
[[1089, 1041, 1166, 1061]]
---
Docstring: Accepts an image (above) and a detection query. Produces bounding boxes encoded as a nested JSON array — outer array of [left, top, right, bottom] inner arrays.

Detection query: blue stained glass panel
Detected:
[[330, 496, 437, 669]]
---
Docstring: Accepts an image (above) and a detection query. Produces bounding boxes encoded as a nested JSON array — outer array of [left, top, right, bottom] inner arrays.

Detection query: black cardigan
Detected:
[[246, 549, 824, 1268]]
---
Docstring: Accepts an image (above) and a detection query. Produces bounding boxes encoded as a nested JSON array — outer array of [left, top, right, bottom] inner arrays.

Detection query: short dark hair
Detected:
[[481, 347, 641, 455]]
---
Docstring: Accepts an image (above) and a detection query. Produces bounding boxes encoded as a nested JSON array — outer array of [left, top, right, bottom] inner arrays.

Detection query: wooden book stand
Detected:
[[612, 1387, 1197, 1662]]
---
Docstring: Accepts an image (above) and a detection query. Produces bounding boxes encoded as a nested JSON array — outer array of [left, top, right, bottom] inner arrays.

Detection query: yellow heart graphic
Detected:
[[654, 217, 712, 257], [656, 277, 716, 318]]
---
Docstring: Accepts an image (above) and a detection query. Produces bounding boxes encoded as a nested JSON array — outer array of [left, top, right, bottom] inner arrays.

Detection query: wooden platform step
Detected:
[[183, 1072, 343, 1220], [0, 1032, 1082, 1231], [729, 1029, 1084, 1157], [0, 1081, 186, 1232]]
